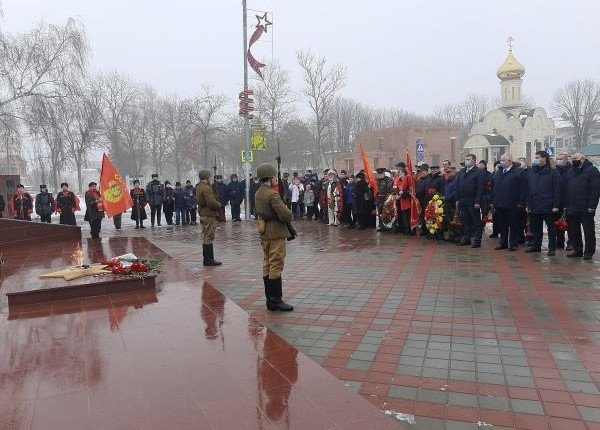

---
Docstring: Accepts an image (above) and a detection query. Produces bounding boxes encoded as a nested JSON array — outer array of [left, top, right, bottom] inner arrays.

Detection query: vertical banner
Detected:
[[100, 153, 133, 218], [251, 124, 267, 150]]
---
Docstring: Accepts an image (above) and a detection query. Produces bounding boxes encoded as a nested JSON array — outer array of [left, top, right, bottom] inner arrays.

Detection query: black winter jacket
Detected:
[[565, 160, 600, 214], [491, 162, 527, 209], [526, 164, 560, 214]]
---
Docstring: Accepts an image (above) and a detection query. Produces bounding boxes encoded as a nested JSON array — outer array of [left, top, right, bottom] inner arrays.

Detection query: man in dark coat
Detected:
[[130, 179, 147, 229], [564, 153, 600, 260], [249, 174, 260, 220], [163, 181, 175, 225], [84, 182, 104, 238], [184, 180, 197, 225], [456, 154, 486, 247], [526, 151, 560, 256], [146, 173, 165, 227], [214, 175, 228, 222], [556, 153, 572, 250], [227, 174, 244, 221], [10, 184, 33, 221], [0, 193, 5, 217], [491, 154, 527, 251], [35, 184, 55, 223], [415, 164, 430, 232], [173, 182, 187, 225], [55, 183, 79, 225]]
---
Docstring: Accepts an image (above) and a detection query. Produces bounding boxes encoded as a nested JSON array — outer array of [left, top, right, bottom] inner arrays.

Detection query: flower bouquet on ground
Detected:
[[424, 194, 445, 236], [99, 254, 163, 278]]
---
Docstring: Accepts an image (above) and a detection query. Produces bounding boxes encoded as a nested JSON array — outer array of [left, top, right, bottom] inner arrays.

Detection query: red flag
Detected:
[[359, 144, 379, 195], [405, 151, 421, 231], [100, 153, 133, 218]]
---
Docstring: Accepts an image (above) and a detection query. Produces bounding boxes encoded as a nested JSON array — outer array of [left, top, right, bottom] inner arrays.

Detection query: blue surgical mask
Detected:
[[556, 159, 564, 167], [499, 160, 506, 168], [464, 160, 472, 168], [532, 158, 541, 166]]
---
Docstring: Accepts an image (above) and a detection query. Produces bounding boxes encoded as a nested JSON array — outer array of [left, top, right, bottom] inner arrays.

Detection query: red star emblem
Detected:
[[255, 12, 272, 32]]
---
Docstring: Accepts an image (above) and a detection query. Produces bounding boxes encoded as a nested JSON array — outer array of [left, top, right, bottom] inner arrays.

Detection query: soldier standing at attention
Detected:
[[255, 163, 294, 312], [196, 169, 222, 266]]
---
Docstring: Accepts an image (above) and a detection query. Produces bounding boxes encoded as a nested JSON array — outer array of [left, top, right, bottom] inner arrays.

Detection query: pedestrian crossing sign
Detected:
[[241, 150, 254, 163]]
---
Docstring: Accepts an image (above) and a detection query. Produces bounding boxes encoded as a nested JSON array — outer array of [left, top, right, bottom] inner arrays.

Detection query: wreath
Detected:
[[424, 193, 445, 235]]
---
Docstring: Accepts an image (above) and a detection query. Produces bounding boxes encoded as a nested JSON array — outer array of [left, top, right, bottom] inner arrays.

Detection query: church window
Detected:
[[377, 137, 384, 150]]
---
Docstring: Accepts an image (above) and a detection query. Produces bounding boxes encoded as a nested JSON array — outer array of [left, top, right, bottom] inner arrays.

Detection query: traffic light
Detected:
[[239, 89, 254, 119]]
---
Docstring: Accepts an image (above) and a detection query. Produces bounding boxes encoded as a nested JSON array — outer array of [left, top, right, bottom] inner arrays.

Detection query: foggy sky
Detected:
[[3, 0, 599, 116]]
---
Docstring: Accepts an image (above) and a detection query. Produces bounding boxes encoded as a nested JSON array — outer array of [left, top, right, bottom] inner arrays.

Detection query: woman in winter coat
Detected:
[[352, 172, 373, 230]]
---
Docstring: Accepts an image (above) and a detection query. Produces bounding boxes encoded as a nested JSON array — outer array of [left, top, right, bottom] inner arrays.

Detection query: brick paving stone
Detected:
[[78, 217, 600, 429]]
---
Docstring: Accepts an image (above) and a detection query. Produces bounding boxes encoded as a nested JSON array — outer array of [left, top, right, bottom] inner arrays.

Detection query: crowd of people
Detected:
[[2, 151, 598, 260], [271, 151, 599, 260]]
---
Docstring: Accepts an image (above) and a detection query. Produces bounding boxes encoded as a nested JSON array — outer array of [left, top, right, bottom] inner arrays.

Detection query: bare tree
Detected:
[[119, 98, 148, 178], [96, 72, 139, 172], [164, 97, 193, 181], [142, 88, 171, 176], [54, 80, 102, 192], [297, 49, 346, 168], [190, 85, 227, 168], [254, 62, 296, 140], [0, 19, 88, 120], [553, 78, 600, 150], [24, 97, 65, 189], [0, 112, 23, 175]]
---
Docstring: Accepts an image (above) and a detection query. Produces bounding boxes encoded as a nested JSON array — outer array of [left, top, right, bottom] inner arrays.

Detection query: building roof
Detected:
[[582, 144, 600, 156], [481, 134, 511, 146], [497, 48, 525, 81]]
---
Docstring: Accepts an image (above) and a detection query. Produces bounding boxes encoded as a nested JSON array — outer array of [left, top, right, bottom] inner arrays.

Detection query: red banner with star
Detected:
[[247, 12, 271, 79]]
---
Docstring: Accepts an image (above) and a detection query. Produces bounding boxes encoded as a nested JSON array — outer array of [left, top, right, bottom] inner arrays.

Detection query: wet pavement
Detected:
[[3, 214, 600, 429], [0, 235, 400, 430]]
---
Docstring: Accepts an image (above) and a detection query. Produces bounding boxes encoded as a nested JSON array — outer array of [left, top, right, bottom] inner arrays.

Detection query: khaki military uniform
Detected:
[[196, 181, 221, 244], [255, 183, 293, 279]]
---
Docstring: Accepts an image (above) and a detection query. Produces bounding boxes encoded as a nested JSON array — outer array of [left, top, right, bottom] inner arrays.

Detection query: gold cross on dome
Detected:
[[507, 36, 514, 51]]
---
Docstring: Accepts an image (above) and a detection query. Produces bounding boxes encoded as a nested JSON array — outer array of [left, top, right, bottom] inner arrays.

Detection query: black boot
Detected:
[[203, 244, 222, 266], [135, 221, 139, 229], [263, 276, 270, 308], [140, 221, 145, 229], [266, 278, 293, 312]]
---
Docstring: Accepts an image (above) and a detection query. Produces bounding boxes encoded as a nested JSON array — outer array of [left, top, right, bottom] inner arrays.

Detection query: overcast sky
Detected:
[[2, 0, 599, 116]]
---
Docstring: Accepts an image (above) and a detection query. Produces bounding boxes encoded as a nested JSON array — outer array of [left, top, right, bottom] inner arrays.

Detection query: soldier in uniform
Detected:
[[146, 173, 165, 227], [84, 182, 104, 238], [55, 183, 80, 225], [254, 163, 294, 312], [196, 169, 222, 266], [35, 184, 55, 223], [10, 184, 34, 220]]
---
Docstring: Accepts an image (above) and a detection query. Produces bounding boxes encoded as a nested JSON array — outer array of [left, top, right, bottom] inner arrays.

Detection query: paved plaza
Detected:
[[2, 215, 600, 430]]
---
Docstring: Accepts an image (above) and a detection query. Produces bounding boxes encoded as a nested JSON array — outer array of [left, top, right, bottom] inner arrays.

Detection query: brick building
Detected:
[[334, 125, 461, 173]]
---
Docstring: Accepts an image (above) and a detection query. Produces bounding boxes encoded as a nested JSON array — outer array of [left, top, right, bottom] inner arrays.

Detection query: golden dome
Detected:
[[497, 49, 525, 81]]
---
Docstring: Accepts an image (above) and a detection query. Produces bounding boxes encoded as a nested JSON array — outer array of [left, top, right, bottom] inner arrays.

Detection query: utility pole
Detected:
[[242, 0, 251, 221]]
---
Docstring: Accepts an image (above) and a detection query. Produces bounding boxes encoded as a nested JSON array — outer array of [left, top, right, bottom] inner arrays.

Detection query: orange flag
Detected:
[[405, 150, 421, 231], [100, 153, 133, 218], [359, 144, 379, 195]]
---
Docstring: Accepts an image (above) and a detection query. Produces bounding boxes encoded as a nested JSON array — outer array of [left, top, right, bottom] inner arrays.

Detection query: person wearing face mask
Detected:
[[442, 167, 458, 241], [555, 153, 572, 250], [564, 152, 600, 260], [84, 182, 105, 238], [227, 173, 244, 221], [35, 184, 55, 223], [393, 163, 410, 233], [525, 151, 560, 256], [455, 154, 486, 247], [490, 154, 527, 251], [213, 175, 228, 222], [10, 184, 34, 221]]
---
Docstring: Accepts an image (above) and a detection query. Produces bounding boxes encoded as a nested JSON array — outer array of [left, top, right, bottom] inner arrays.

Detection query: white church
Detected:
[[464, 39, 556, 163]]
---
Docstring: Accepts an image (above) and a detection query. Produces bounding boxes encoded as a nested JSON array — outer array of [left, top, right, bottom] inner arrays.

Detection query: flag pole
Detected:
[[242, 0, 251, 221]]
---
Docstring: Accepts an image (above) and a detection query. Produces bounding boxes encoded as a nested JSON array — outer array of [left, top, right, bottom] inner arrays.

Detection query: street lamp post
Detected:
[[242, 0, 251, 220]]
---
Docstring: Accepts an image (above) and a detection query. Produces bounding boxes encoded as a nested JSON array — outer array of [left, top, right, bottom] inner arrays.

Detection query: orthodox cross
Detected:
[[507, 36, 514, 51]]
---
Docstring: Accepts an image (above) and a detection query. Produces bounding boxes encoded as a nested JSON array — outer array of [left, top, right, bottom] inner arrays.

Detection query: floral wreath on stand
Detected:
[[424, 193, 445, 236]]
